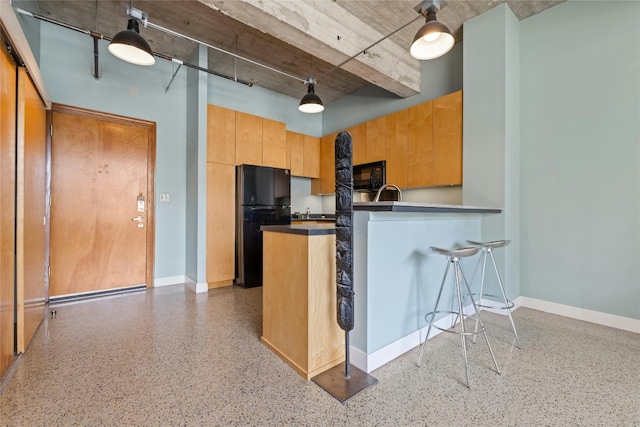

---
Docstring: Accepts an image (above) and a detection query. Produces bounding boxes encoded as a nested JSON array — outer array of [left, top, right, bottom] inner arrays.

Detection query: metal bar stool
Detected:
[[467, 240, 521, 348], [417, 246, 500, 388]]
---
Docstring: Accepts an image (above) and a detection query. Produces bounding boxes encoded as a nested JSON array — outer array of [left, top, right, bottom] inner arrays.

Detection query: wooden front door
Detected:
[[50, 105, 155, 297]]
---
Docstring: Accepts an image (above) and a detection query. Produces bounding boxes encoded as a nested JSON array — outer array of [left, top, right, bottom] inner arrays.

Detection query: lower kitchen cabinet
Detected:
[[206, 162, 235, 288]]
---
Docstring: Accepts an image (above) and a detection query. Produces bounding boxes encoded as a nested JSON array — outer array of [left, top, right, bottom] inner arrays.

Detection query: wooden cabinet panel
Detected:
[[365, 116, 386, 163], [407, 101, 434, 188], [433, 90, 462, 186], [206, 162, 235, 287], [384, 109, 408, 188], [262, 231, 344, 379], [312, 132, 336, 195], [287, 131, 304, 176], [207, 104, 235, 165], [235, 111, 262, 166], [262, 118, 287, 169], [347, 123, 366, 166], [303, 135, 320, 178]]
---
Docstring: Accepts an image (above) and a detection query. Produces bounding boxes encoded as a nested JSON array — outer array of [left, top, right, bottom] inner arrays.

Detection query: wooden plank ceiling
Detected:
[[31, 0, 564, 105]]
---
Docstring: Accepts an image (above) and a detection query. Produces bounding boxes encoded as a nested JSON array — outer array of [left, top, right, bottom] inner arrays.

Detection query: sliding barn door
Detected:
[[0, 35, 16, 376], [16, 68, 47, 352], [50, 105, 155, 297]]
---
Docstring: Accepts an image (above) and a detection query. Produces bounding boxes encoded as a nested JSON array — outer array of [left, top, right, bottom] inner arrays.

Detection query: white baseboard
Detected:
[[185, 276, 208, 294], [350, 308, 467, 373], [351, 297, 638, 373], [519, 296, 640, 334], [154, 275, 187, 287]]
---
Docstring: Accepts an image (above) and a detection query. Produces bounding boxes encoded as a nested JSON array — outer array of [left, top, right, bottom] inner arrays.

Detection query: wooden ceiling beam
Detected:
[[199, 0, 421, 98]]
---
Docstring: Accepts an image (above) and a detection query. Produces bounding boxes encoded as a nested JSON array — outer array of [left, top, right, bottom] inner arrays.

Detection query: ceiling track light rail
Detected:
[[125, 7, 307, 84], [14, 7, 254, 88]]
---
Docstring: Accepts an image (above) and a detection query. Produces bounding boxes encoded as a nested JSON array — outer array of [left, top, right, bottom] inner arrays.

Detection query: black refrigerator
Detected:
[[236, 165, 291, 288]]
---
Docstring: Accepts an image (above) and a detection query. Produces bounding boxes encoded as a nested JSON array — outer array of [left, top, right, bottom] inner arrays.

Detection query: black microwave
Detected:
[[353, 161, 386, 191]]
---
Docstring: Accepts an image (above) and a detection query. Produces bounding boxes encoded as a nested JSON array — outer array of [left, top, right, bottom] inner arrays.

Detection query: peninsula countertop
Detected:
[[261, 224, 336, 236], [353, 201, 502, 214]]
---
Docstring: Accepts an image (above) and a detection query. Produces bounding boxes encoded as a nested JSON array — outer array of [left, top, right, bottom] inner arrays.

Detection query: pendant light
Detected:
[[108, 18, 155, 66], [410, 1, 454, 60], [299, 78, 324, 113]]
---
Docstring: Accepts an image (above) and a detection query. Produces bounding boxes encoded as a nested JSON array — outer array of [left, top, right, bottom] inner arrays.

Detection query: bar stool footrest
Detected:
[[466, 292, 515, 311], [424, 310, 486, 336]]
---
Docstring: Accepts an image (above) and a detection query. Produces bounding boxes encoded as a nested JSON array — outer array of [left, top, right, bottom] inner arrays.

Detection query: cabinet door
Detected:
[[262, 118, 287, 169], [347, 123, 366, 166], [407, 101, 434, 188], [384, 109, 408, 189], [207, 104, 235, 165], [312, 132, 336, 195], [303, 135, 320, 178], [433, 90, 462, 186], [206, 162, 235, 287], [287, 131, 304, 176], [365, 116, 386, 163], [235, 111, 262, 166]]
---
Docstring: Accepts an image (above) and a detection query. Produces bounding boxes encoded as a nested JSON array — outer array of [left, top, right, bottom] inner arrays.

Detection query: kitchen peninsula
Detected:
[[260, 202, 501, 377], [260, 224, 344, 380]]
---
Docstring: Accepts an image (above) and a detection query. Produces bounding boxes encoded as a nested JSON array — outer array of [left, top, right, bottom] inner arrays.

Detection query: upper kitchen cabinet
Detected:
[[347, 123, 366, 166], [407, 100, 434, 188], [311, 132, 336, 195], [287, 131, 304, 176], [433, 90, 462, 186], [365, 116, 386, 163], [286, 131, 320, 178], [303, 135, 320, 178], [385, 109, 408, 189], [236, 111, 263, 166], [262, 118, 287, 169], [207, 105, 235, 165]]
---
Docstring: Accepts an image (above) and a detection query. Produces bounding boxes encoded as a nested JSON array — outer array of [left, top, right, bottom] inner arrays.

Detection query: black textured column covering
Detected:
[[335, 131, 354, 332]]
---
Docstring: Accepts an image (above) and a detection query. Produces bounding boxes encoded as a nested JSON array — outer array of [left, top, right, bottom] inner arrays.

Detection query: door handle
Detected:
[[131, 216, 143, 222]]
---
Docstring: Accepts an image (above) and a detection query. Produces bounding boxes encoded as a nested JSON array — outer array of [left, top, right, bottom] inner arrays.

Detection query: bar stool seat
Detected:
[[467, 240, 521, 348], [417, 246, 500, 388]]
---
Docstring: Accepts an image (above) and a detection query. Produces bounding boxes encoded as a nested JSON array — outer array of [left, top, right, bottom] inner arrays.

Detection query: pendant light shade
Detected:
[[108, 18, 155, 66], [410, 6, 454, 60], [299, 81, 324, 113]]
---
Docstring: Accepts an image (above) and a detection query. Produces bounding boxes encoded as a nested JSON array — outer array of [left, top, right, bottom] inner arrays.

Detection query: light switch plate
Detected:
[[160, 193, 170, 202]]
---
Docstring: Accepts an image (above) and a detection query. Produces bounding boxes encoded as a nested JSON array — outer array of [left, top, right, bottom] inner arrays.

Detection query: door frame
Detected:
[[50, 103, 156, 288]]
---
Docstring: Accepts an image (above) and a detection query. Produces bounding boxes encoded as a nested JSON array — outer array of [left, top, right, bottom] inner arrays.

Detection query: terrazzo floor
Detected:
[[1, 284, 638, 426]]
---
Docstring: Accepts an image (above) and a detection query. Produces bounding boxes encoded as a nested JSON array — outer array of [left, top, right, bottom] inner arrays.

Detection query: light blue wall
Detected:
[[37, 22, 188, 281], [352, 212, 484, 353], [463, 4, 521, 304], [14, 2, 40, 61], [519, 1, 640, 319], [185, 46, 209, 285]]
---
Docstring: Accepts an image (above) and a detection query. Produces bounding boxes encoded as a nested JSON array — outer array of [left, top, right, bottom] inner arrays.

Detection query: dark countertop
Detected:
[[353, 202, 502, 214], [290, 214, 335, 222], [261, 224, 336, 236]]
